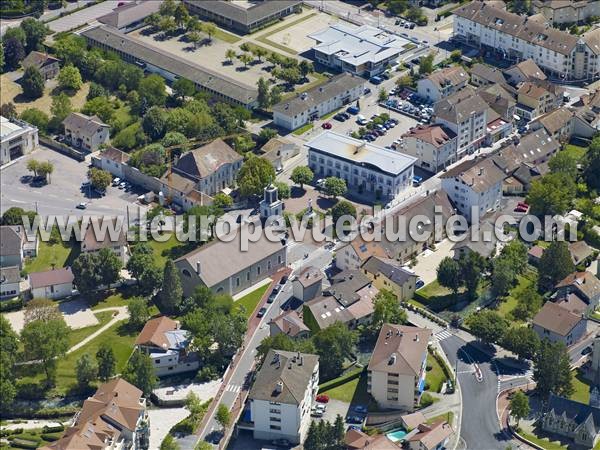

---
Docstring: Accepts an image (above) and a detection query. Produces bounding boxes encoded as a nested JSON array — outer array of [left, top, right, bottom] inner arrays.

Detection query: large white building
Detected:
[[307, 131, 416, 200], [0, 116, 38, 166], [453, 1, 600, 82], [440, 156, 505, 223], [368, 324, 432, 412], [244, 350, 319, 445], [416, 66, 469, 102], [309, 23, 410, 77], [272, 73, 365, 131], [532, 0, 600, 25], [401, 124, 458, 173]]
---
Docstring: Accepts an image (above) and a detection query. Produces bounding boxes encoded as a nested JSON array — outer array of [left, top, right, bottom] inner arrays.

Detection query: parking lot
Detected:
[[0, 146, 145, 218]]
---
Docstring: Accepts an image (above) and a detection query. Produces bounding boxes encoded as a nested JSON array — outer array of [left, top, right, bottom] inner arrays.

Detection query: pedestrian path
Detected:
[[225, 384, 242, 394], [434, 329, 453, 342]]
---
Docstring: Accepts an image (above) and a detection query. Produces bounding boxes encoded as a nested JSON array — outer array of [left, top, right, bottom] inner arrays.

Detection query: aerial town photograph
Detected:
[[0, 0, 600, 449]]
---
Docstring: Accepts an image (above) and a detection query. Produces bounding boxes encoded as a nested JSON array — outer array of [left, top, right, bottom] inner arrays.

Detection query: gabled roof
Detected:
[[173, 139, 242, 181], [556, 271, 600, 301], [492, 128, 560, 174], [0, 266, 20, 284], [434, 87, 488, 125], [440, 156, 505, 193], [295, 265, 323, 288], [470, 63, 506, 84], [135, 316, 179, 349], [81, 217, 127, 252], [424, 66, 469, 90], [368, 324, 431, 375], [98, 0, 161, 29], [0, 226, 23, 257], [327, 270, 373, 306], [248, 349, 318, 405], [101, 146, 130, 164], [63, 112, 108, 136], [362, 256, 417, 287], [569, 241, 595, 265], [532, 301, 583, 336], [29, 267, 74, 289], [402, 124, 456, 148], [22, 51, 60, 70], [545, 394, 600, 437], [505, 59, 547, 81], [345, 429, 400, 449], [407, 421, 453, 450], [270, 310, 309, 338], [531, 107, 573, 135]]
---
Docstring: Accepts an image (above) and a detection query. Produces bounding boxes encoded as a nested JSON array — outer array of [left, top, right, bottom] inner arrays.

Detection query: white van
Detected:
[[356, 114, 368, 125]]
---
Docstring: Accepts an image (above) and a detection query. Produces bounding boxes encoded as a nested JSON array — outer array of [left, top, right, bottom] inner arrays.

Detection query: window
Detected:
[[268, 261, 272, 270], [236, 278, 240, 287], [269, 408, 281, 414], [257, 266, 261, 275], [182, 269, 192, 278], [270, 425, 281, 430], [270, 417, 281, 422], [247, 272, 250, 281]]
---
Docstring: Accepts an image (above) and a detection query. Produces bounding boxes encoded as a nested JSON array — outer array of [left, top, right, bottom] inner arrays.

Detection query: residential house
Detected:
[[515, 81, 562, 121], [168, 139, 243, 196], [63, 112, 110, 152], [532, 0, 600, 25], [452, 221, 501, 260], [527, 245, 545, 265], [303, 270, 379, 331], [243, 349, 319, 445], [259, 137, 300, 172], [400, 411, 428, 430], [41, 378, 149, 450], [572, 104, 600, 138], [97, 146, 130, 179], [569, 241, 595, 266], [556, 271, 600, 311], [405, 421, 454, 450], [98, 0, 161, 31], [469, 63, 507, 87], [417, 66, 469, 102], [0, 225, 37, 268], [22, 51, 60, 80], [183, 0, 301, 34], [307, 131, 416, 201], [554, 291, 590, 316], [541, 394, 600, 448], [1, 116, 38, 165], [530, 107, 574, 141], [452, 2, 600, 82], [292, 265, 323, 303], [477, 83, 517, 123], [81, 218, 129, 266], [0, 266, 20, 299], [309, 23, 408, 77], [269, 310, 311, 340], [336, 237, 390, 272], [433, 87, 488, 157], [134, 316, 199, 377], [440, 157, 505, 223], [362, 256, 419, 302], [29, 267, 75, 300], [272, 73, 365, 131], [345, 429, 400, 449], [503, 59, 547, 85], [401, 124, 458, 173], [532, 301, 587, 345], [175, 225, 287, 297], [483, 104, 513, 146], [367, 324, 432, 411]]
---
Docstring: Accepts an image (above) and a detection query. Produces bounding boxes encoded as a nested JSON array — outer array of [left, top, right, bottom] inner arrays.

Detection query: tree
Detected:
[[213, 192, 233, 209], [1, 207, 36, 226], [160, 435, 180, 450], [26, 159, 40, 177], [583, 136, 600, 190], [538, 241, 574, 291], [72, 253, 101, 294], [21, 66, 45, 99], [113, 122, 147, 150], [21, 18, 49, 52], [123, 349, 157, 395], [139, 74, 167, 107], [82, 96, 115, 123], [509, 391, 530, 427], [225, 48, 237, 64], [491, 257, 515, 299], [173, 77, 195, 100], [238, 52, 252, 68], [312, 322, 357, 379], [255, 47, 268, 63], [159, 0, 177, 16], [499, 240, 528, 276], [21, 318, 70, 383], [502, 326, 540, 360], [96, 247, 122, 287], [187, 31, 202, 49], [202, 22, 217, 42], [372, 289, 407, 330], [142, 106, 167, 140], [331, 200, 356, 225], [549, 151, 579, 181], [323, 177, 347, 199], [3, 37, 25, 69], [20, 108, 49, 133], [128, 297, 150, 330], [76, 353, 98, 390], [290, 166, 313, 189], [57, 64, 82, 91], [50, 92, 72, 123], [127, 243, 158, 291], [88, 167, 112, 192], [145, 12, 161, 30], [396, 74, 414, 89], [299, 60, 313, 80], [274, 181, 290, 199], [466, 310, 508, 344], [174, 2, 190, 28], [533, 340, 573, 398], [157, 260, 183, 314], [458, 251, 485, 300], [419, 52, 435, 75], [378, 87, 388, 102], [527, 173, 575, 216], [437, 257, 461, 296], [511, 285, 543, 321], [215, 403, 231, 429], [24, 298, 61, 324], [257, 77, 270, 109], [96, 344, 116, 381], [1, 102, 17, 119], [162, 131, 187, 147], [237, 155, 276, 197], [37, 160, 53, 183], [0, 316, 18, 408], [159, 16, 177, 34]]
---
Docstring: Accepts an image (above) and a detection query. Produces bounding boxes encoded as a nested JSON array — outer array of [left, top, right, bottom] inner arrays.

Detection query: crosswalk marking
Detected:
[[434, 329, 452, 341], [226, 384, 241, 393]]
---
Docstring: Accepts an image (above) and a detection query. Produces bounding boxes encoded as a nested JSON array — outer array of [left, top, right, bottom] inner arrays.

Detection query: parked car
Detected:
[[356, 114, 368, 125], [416, 279, 425, 289], [311, 409, 324, 418], [257, 307, 267, 318], [280, 275, 288, 284], [271, 439, 290, 447], [112, 177, 121, 186], [267, 293, 276, 304], [322, 122, 332, 129], [369, 76, 383, 85], [316, 394, 330, 403], [76, 202, 88, 210], [364, 87, 372, 95], [413, 175, 423, 186], [315, 403, 327, 412], [582, 346, 592, 355], [353, 405, 368, 414], [334, 113, 346, 122], [347, 106, 360, 115]]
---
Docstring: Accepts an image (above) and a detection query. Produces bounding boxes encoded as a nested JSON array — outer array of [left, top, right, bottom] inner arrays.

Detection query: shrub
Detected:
[[0, 297, 23, 312], [420, 392, 434, 408], [42, 425, 65, 433]]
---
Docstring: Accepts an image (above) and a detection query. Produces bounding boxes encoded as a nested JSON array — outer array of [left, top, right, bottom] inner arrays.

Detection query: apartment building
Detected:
[[401, 124, 458, 173], [434, 87, 488, 156], [515, 81, 562, 121], [532, 0, 600, 25], [453, 1, 600, 82], [532, 301, 587, 346], [244, 350, 319, 445], [362, 256, 419, 302], [272, 73, 365, 131], [417, 66, 469, 102], [307, 131, 416, 200], [440, 157, 504, 223], [63, 112, 110, 152], [80, 218, 129, 266], [469, 62, 507, 87], [0, 267, 20, 299], [368, 324, 432, 412], [0, 116, 38, 166]]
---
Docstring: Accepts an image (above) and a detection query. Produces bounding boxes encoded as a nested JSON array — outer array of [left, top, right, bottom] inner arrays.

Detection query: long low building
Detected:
[[272, 73, 365, 131], [307, 131, 416, 200], [81, 25, 258, 108], [1, 116, 38, 166]]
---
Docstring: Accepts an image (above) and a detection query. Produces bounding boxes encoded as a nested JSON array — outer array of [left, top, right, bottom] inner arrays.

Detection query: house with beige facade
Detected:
[[417, 66, 469, 102], [532, 301, 587, 346], [81, 218, 129, 266], [362, 256, 419, 302], [29, 267, 75, 300], [63, 112, 110, 152], [401, 124, 458, 173], [532, 0, 600, 25]]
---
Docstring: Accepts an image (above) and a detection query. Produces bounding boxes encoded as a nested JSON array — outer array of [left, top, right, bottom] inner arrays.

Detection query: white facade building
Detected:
[[29, 267, 75, 300], [307, 131, 416, 200], [272, 73, 364, 130], [401, 124, 458, 173], [416, 66, 469, 103], [62, 112, 110, 152], [0, 116, 38, 166], [245, 350, 319, 445]]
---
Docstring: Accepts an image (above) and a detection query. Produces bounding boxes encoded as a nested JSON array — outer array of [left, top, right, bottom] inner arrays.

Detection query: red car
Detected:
[[518, 201, 529, 208], [514, 205, 528, 213], [316, 394, 330, 403], [322, 122, 332, 129]]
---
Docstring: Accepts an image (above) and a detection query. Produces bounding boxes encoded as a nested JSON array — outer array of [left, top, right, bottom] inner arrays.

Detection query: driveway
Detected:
[[316, 399, 351, 424], [411, 238, 455, 285], [147, 407, 189, 450]]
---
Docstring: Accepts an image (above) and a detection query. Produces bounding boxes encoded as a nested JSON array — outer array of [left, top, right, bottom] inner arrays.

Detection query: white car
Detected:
[[112, 177, 121, 186]]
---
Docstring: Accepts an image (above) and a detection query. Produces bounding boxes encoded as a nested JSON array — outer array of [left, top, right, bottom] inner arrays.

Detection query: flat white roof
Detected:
[[306, 131, 416, 176], [0, 116, 23, 139]]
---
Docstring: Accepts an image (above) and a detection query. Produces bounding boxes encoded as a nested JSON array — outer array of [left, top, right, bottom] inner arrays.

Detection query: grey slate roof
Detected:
[[492, 128, 559, 174], [173, 139, 242, 181], [81, 25, 257, 106], [0, 266, 20, 284], [326, 270, 372, 307], [249, 349, 318, 405], [470, 63, 507, 85], [434, 87, 488, 125], [22, 51, 60, 70], [98, 1, 160, 29], [63, 113, 108, 136], [272, 73, 364, 117], [362, 256, 417, 286], [184, 0, 301, 27], [0, 226, 22, 257], [545, 394, 600, 435], [440, 156, 505, 193]]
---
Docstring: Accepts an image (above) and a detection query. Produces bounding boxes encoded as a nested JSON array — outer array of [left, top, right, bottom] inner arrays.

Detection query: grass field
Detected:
[[292, 122, 314, 135], [67, 311, 114, 348], [234, 284, 270, 319], [519, 430, 567, 450], [570, 369, 591, 404], [426, 411, 454, 426], [496, 268, 538, 323], [320, 368, 375, 407], [25, 241, 79, 273], [426, 351, 449, 393], [206, 24, 241, 44], [146, 233, 188, 268], [563, 143, 587, 161], [89, 289, 132, 310], [282, 71, 329, 102]]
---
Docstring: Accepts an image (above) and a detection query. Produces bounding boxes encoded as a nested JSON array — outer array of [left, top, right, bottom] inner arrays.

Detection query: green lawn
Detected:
[[25, 241, 79, 273], [426, 351, 449, 393], [209, 25, 241, 43], [88, 288, 133, 310], [425, 411, 454, 427], [68, 311, 114, 347], [519, 430, 568, 450], [592, 310, 600, 321], [320, 368, 376, 408], [292, 122, 314, 135], [113, 104, 134, 127], [563, 143, 587, 161], [570, 370, 591, 404], [283, 72, 329, 102], [234, 284, 270, 319], [496, 268, 538, 323], [146, 233, 187, 268], [2, 427, 64, 449]]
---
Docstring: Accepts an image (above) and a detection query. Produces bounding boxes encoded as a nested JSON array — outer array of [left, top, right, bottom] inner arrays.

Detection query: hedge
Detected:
[[9, 438, 39, 449], [0, 297, 23, 312], [42, 432, 64, 441], [318, 367, 363, 393], [42, 425, 65, 433]]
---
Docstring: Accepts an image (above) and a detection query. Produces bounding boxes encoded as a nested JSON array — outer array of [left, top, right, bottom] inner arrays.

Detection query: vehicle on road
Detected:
[[257, 307, 267, 318], [76, 202, 87, 210], [322, 122, 332, 129], [582, 346, 592, 355], [369, 76, 383, 85], [353, 405, 368, 414], [280, 275, 288, 284]]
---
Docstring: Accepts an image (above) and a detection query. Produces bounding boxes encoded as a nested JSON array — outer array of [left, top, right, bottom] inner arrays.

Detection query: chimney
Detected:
[[388, 353, 397, 365], [479, 167, 484, 176], [196, 261, 201, 274], [275, 380, 283, 395], [299, 356, 303, 366]]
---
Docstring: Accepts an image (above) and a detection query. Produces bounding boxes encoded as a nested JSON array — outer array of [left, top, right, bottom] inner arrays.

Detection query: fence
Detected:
[[39, 136, 87, 161]]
